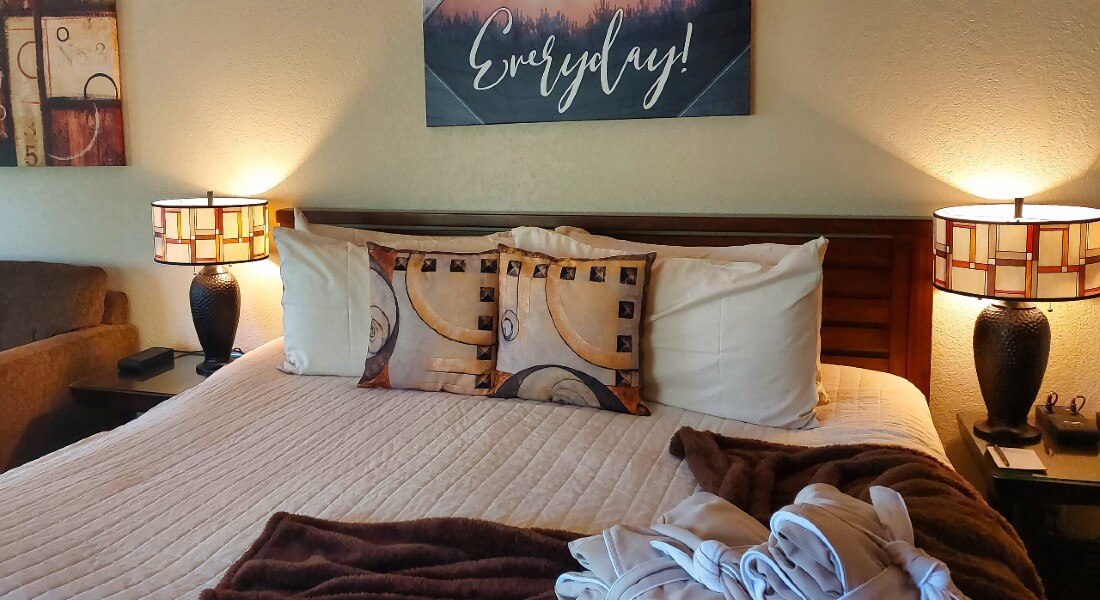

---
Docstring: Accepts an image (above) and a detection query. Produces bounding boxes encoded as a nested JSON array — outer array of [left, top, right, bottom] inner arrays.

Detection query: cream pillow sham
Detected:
[[274, 228, 374, 376], [554, 226, 830, 406], [554, 226, 798, 265], [512, 227, 826, 429], [294, 208, 513, 252]]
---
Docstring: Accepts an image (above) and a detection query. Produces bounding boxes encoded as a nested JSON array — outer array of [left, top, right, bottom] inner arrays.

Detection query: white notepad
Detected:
[[987, 446, 1046, 471]]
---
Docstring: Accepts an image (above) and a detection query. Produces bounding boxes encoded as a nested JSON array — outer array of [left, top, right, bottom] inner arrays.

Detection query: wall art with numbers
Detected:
[[0, 0, 124, 167], [423, 0, 751, 127]]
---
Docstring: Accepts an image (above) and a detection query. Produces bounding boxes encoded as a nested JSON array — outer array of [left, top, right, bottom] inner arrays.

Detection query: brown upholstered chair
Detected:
[[0, 261, 139, 472]]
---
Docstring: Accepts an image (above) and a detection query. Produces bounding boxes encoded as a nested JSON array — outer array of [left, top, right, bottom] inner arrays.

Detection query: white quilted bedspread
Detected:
[[0, 339, 946, 599]]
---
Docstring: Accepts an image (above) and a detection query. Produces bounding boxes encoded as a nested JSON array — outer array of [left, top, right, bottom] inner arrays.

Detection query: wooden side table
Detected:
[[70, 353, 209, 426], [957, 412, 1100, 599]]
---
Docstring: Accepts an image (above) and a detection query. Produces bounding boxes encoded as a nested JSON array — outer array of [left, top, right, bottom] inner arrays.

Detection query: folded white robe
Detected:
[[556, 485, 967, 600], [740, 484, 967, 600], [556, 492, 766, 600]]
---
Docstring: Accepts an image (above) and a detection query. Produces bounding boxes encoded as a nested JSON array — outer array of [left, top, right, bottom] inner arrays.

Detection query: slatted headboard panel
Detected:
[[276, 209, 933, 397]]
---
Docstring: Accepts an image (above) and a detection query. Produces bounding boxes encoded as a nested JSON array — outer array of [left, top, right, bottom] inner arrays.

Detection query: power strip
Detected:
[[1035, 406, 1100, 446]]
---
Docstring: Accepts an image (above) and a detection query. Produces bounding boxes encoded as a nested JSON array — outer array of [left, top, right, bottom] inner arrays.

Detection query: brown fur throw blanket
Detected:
[[670, 427, 1044, 600], [200, 512, 582, 600]]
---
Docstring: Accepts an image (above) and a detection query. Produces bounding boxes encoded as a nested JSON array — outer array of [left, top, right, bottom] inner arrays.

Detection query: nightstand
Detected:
[[957, 411, 1100, 599], [71, 352, 209, 426]]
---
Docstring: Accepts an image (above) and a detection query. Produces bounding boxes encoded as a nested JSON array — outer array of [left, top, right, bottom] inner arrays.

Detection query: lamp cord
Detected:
[[174, 348, 244, 357]]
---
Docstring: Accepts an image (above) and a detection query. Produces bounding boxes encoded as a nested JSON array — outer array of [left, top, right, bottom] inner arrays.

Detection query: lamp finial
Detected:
[[1014, 197, 1024, 220], [207, 191, 214, 207]]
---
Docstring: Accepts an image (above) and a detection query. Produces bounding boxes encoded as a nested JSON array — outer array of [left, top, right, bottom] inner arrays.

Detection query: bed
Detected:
[[0, 211, 944, 599]]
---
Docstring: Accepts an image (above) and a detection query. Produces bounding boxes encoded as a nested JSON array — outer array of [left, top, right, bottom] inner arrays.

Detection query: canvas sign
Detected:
[[423, 0, 751, 127]]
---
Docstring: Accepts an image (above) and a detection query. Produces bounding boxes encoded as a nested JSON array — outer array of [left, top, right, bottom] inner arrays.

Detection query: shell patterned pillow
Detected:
[[359, 243, 500, 395], [492, 245, 655, 416]]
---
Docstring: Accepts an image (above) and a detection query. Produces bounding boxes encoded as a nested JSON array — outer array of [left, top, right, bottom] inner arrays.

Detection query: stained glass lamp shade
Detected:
[[152, 197, 269, 266], [933, 200, 1100, 445], [152, 195, 269, 375], [934, 203, 1100, 302]]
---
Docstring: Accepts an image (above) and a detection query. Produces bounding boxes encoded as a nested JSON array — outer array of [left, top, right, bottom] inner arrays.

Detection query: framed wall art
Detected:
[[0, 0, 125, 167], [423, 0, 751, 127]]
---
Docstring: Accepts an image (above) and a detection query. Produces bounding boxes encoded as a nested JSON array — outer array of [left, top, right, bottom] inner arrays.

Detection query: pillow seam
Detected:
[[346, 244, 354, 361]]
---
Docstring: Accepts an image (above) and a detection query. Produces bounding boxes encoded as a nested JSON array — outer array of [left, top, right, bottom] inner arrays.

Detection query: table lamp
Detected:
[[934, 198, 1100, 445], [152, 193, 270, 375]]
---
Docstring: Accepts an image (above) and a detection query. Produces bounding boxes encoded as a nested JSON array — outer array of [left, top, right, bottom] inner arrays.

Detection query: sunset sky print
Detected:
[[434, 0, 696, 23]]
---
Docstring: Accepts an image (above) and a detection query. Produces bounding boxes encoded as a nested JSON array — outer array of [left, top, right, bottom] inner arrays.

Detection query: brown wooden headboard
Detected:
[[276, 209, 933, 397]]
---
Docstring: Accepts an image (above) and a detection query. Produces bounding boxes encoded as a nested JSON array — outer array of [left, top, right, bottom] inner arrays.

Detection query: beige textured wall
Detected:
[[0, 1, 1097, 468]]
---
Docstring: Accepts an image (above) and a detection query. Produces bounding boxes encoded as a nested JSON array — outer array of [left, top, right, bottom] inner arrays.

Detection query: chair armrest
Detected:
[[0, 324, 139, 470], [102, 291, 131, 325]]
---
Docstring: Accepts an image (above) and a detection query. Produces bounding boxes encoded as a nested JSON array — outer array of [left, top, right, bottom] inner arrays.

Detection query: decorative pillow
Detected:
[[492, 246, 655, 416], [358, 243, 499, 395], [550, 226, 831, 407], [274, 228, 374, 376], [295, 208, 513, 252], [512, 227, 825, 429]]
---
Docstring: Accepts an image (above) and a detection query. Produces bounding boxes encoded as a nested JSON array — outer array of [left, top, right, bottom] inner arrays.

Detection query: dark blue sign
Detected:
[[424, 0, 752, 126]]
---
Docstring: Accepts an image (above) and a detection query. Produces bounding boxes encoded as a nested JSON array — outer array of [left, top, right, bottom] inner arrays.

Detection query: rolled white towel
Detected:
[[650, 539, 754, 600], [739, 484, 968, 600], [739, 543, 805, 600], [756, 504, 891, 596], [556, 523, 721, 600], [557, 493, 763, 600], [556, 486, 967, 600], [649, 492, 769, 599]]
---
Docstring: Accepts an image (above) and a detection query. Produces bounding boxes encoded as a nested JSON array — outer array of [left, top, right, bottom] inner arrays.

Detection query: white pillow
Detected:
[[554, 226, 797, 265], [274, 227, 374, 376], [295, 208, 513, 252], [512, 227, 826, 429], [555, 226, 830, 407]]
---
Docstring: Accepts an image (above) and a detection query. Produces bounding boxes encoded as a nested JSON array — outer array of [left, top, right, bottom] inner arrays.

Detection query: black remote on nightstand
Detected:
[[118, 347, 175, 375]]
